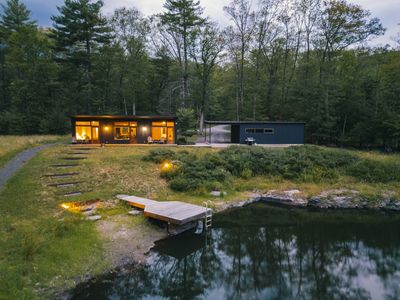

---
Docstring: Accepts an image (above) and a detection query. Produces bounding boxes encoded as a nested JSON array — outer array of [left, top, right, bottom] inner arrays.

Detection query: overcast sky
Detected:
[[3, 0, 399, 46]]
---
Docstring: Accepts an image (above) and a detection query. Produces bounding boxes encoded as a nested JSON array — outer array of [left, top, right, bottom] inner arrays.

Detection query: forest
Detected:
[[0, 0, 399, 149]]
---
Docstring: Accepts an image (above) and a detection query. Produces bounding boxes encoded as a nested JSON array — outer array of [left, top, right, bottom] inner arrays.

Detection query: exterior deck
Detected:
[[117, 195, 210, 226]]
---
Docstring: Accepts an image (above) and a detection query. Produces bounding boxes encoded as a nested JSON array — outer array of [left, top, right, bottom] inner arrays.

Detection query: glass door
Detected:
[[92, 127, 99, 143], [167, 127, 174, 144]]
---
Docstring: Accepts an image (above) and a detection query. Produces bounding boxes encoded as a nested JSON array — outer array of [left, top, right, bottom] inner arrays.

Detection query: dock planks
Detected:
[[117, 194, 211, 225]]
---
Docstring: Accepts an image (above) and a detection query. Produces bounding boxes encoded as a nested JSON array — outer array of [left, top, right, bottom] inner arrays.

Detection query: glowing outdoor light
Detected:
[[104, 126, 109, 131], [161, 162, 173, 172], [61, 203, 70, 209], [142, 126, 148, 132]]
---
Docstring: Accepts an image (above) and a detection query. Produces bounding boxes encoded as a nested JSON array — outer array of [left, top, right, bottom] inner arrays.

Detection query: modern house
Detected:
[[71, 115, 177, 144], [204, 121, 305, 145]]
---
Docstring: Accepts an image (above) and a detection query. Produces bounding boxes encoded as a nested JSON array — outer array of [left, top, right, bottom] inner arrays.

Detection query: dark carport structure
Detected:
[[204, 121, 305, 145]]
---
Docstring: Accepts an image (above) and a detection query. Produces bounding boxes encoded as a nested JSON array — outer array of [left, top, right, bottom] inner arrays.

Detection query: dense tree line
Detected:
[[0, 0, 399, 149]]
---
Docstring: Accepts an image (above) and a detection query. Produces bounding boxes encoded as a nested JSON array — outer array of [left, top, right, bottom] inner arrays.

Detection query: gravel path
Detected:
[[0, 144, 52, 189]]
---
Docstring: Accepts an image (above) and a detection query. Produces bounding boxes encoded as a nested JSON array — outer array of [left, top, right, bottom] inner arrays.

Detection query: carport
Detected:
[[204, 121, 305, 145]]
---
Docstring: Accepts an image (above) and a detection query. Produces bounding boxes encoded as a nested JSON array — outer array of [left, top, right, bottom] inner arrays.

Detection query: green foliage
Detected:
[[0, 0, 36, 38], [50, 0, 112, 114], [0, 0, 398, 155], [176, 107, 197, 134], [347, 159, 400, 183], [142, 148, 176, 163], [146, 145, 400, 191]]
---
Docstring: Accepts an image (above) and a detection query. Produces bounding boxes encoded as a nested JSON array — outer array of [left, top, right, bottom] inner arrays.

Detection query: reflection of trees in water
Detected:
[[71, 217, 400, 300], [214, 223, 400, 300], [147, 230, 223, 299]]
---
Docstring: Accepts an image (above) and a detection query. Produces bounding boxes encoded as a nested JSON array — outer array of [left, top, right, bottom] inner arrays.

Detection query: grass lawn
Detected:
[[0, 135, 68, 168], [0, 143, 399, 299]]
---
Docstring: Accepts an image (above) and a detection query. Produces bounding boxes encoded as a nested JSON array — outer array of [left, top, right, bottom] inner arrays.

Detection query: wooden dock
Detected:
[[117, 195, 211, 226]]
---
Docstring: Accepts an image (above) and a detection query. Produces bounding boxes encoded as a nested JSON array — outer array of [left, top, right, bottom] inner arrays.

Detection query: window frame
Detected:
[[245, 127, 275, 134], [114, 126, 130, 140]]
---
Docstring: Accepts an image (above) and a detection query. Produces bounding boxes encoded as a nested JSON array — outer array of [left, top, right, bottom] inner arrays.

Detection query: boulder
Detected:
[[87, 215, 101, 221], [128, 210, 142, 216], [260, 189, 307, 206], [210, 191, 227, 197]]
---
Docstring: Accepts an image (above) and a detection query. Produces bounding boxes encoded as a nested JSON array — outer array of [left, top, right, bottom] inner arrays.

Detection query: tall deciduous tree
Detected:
[[160, 0, 205, 106], [224, 0, 255, 120], [190, 23, 224, 131], [315, 0, 385, 142], [110, 7, 150, 115], [51, 0, 112, 113]]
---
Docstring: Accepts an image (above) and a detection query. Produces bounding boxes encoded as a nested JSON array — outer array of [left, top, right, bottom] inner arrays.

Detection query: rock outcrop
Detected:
[[249, 189, 400, 211]]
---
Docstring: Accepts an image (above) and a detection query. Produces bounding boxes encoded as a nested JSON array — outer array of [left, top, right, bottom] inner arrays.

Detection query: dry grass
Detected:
[[0, 135, 68, 167], [47, 145, 400, 206], [1, 143, 399, 299]]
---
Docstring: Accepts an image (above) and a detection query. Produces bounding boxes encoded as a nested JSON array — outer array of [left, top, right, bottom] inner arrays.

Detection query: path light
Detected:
[[161, 161, 173, 172], [61, 203, 70, 209]]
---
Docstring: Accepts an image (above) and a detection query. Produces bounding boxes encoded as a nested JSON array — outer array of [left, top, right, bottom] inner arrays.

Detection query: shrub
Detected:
[[347, 159, 400, 183], [142, 148, 175, 163], [177, 136, 187, 145], [145, 144, 398, 192]]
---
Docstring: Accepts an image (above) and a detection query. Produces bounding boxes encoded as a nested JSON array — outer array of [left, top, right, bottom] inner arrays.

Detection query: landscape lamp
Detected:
[[161, 162, 173, 172]]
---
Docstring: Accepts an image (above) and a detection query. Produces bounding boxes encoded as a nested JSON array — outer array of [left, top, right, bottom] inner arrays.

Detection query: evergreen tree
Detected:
[[160, 0, 206, 106], [51, 0, 112, 113], [0, 0, 36, 38]]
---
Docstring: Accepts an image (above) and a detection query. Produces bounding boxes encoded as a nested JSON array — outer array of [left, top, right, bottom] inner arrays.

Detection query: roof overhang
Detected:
[[204, 120, 305, 125], [71, 115, 177, 120]]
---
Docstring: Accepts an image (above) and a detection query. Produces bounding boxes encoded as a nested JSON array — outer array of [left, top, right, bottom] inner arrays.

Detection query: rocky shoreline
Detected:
[[60, 189, 399, 298], [240, 189, 400, 211]]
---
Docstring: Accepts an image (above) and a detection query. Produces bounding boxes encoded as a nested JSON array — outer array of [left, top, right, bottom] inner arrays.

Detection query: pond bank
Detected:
[[97, 188, 400, 267], [60, 188, 400, 298], [249, 189, 400, 211], [68, 202, 400, 300]]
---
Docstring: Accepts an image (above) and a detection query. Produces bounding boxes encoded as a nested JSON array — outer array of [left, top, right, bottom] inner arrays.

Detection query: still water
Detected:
[[71, 204, 400, 300]]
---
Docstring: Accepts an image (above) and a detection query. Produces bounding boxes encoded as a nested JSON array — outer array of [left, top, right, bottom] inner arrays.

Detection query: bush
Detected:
[[177, 136, 187, 145], [142, 148, 175, 163], [145, 144, 398, 192], [219, 145, 358, 182], [347, 159, 400, 183]]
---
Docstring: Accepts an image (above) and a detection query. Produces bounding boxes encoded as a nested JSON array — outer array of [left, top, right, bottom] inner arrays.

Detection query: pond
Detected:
[[70, 204, 400, 300]]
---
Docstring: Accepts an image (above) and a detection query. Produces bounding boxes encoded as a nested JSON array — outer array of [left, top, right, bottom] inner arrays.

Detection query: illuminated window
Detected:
[[167, 127, 174, 143], [115, 122, 129, 126], [129, 122, 137, 127], [152, 121, 167, 126], [91, 121, 99, 126], [152, 127, 167, 141], [92, 127, 99, 141], [76, 126, 92, 141], [167, 122, 174, 127], [114, 126, 130, 140], [130, 127, 137, 138], [76, 121, 91, 126]]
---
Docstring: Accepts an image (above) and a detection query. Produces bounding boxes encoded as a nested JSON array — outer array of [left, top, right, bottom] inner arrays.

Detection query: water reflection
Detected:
[[71, 204, 400, 300]]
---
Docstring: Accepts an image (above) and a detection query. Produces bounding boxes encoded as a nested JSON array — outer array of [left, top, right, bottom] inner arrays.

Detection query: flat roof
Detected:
[[72, 115, 176, 120], [204, 120, 305, 125]]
